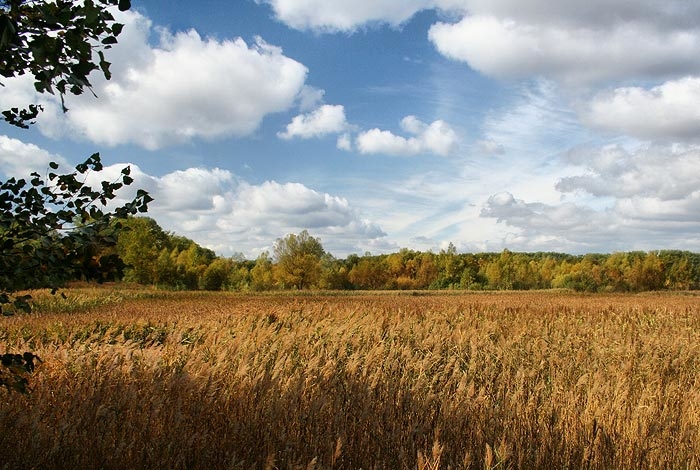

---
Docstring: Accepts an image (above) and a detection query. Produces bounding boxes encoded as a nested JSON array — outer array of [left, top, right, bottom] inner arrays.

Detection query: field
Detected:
[[1, 289, 700, 469]]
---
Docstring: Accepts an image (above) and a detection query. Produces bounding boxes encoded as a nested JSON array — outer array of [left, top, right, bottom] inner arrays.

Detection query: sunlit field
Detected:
[[2, 289, 700, 469]]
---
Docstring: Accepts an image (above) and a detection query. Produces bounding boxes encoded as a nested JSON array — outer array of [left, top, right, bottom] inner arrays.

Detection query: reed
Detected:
[[1, 290, 699, 469]]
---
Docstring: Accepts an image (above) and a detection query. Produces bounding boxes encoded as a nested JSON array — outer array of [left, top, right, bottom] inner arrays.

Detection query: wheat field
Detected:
[[1, 289, 699, 469]]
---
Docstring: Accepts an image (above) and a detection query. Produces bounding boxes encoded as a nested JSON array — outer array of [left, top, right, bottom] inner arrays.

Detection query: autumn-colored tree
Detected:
[[348, 258, 387, 289], [273, 230, 325, 289], [251, 251, 274, 291], [201, 258, 232, 291]]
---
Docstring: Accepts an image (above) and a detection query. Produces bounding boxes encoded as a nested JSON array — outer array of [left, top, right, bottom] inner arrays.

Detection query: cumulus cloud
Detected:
[[480, 191, 620, 252], [585, 77, 700, 141], [262, 0, 700, 33], [355, 116, 459, 156], [121, 167, 388, 257], [260, 0, 700, 85], [460, 0, 700, 30], [2, 11, 308, 150], [278, 104, 349, 139], [482, 191, 598, 232], [336, 133, 353, 151], [428, 16, 700, 84], [0, 133, 387, 257], [557, 144, 700, 201], [0, 136, 69, 178], [259, 0, 454, 32], [482, 189, 700, 252], [296, 85, 326, 112], [480, 143, 700, 252]]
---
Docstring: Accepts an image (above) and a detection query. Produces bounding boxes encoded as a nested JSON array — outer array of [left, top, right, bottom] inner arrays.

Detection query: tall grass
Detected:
[[1, 290, 699, 469]]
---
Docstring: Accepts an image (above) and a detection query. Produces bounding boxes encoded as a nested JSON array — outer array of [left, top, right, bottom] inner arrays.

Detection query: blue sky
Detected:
[[2, 0, 700, 258]]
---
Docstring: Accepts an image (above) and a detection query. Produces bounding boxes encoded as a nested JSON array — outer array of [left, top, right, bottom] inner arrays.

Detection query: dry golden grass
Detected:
[[1, 290, 700, 469]]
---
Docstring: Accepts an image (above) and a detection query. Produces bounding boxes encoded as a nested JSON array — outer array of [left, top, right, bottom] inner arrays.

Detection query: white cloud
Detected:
[[482, 191, 597, 232], [296, 85, 326, 112], [558, 144, 700, 201], [125, 167, 387, 258], [585, 77, 700, 141], [480, 191, 622, 252], [2, 11, 308, 150], [0, 136, 69, 178], [459, 0, 700, 29], [260, 0, 700, 88], [355, 116, 458, 156], [480, 143, 700, 252], [336, 133, 353, 151], [278, 104, 348, 139], [481, 189, 700, 253], [428, 15, 700, 85], [262, 0, 700, 33], [0, 134, 387, 257], [259, 0, 442, 32]]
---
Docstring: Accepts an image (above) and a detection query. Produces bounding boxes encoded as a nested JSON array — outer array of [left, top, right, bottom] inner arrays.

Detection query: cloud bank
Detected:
[[479, 143, 700, 252]]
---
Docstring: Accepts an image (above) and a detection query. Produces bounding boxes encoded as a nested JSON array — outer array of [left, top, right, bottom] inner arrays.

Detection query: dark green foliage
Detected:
[[0, 352, 40, 393], [1, 0, 130, 126]]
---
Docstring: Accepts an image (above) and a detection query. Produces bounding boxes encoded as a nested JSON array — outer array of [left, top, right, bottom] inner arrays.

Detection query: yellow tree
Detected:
[[273, 230, 325, 289]]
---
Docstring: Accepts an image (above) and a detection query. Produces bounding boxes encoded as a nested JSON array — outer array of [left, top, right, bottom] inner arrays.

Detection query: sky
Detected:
[[2, 0, 700, 259]]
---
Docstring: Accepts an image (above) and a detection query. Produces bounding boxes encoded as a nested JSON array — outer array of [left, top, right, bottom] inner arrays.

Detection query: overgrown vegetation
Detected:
[[1, 290, 699, 468]]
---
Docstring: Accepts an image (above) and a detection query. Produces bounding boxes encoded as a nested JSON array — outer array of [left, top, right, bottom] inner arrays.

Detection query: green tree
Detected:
[[602, 252, 631, 291], [250, 251, 274, 291], [175, 243, 215, 290], [661, 251, 694, 290], [483, 249, 516, 290], [115, 217, 169, 285], [273, 230, 325, 289], [154, 247, 178, 286], [415, 252, 438, 289], [460, 254, 484, 289], [0, 0, 149, 311], [318, 254, 350, 290], [227, 260, 253, 291], [433, 243, 463, 289], [627, 252, 665, 292], [201, 258, 231, 291]]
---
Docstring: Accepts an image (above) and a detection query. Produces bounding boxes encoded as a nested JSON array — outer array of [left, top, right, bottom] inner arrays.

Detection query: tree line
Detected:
[[109, 217, 700, 293]]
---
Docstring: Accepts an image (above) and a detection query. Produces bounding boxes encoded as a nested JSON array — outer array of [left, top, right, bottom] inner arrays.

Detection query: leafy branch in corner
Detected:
[[0, 0, 131, 127]]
